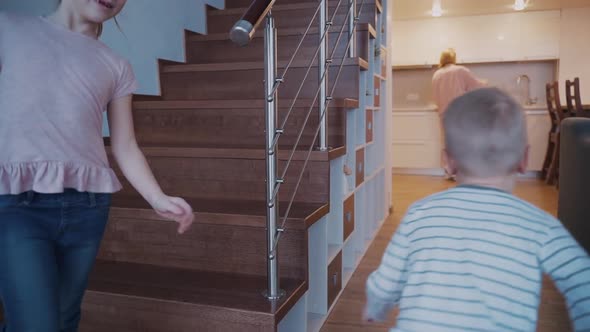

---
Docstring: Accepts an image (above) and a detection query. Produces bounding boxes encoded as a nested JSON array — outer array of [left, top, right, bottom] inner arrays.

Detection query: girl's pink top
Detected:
[[0, 13, 138, 194]]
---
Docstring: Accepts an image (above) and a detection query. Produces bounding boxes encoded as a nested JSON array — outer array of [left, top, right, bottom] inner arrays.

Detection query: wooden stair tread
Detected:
[[367, 24, 377, 39], [132, 98, 359, 109], [161, 57, 365, 73], [111, 195, 329, 229], [188, 23, 375, 42], [104, 142, 344, 161], [88, 260, 306, 318], [219, 1, 376, 14]]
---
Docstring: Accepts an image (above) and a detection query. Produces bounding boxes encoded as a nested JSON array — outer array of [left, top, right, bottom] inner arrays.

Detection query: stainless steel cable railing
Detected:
[[274, 0, 367, 251], [230, 0, 364, 300]]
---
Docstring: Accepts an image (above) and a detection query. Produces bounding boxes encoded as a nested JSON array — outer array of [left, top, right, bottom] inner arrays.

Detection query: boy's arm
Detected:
[[365, 225, 410, 322], [540, 223, 590, 331]]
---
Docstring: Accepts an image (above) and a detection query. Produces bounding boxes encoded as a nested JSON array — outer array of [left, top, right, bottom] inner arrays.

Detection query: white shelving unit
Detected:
[[279, 1, 391, 330]]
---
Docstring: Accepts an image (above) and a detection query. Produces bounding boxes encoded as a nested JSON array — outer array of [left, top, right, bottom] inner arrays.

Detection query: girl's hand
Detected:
[[150, 194, 194, 234], [363, 306, 381, 323]]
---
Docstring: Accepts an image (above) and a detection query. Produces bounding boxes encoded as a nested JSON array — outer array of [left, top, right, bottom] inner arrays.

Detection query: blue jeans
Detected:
[[0, 190, 111, 332]]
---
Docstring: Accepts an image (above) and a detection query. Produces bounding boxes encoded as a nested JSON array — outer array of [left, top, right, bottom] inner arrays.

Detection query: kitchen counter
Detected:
[[391, 105, 551, 172], [393, 104, 548, 114], [392, 105, 437, 112]]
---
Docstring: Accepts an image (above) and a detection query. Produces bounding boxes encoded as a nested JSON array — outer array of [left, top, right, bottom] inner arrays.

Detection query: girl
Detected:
[[0, 1, 194, 331]]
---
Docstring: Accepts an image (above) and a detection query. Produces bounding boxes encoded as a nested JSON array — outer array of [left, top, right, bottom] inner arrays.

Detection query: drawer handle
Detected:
[[368, 121, 372, 130], [345, 211, 352, 222], [358, 162, 363, 172], [375, 88, 380, 96], [332, 272, 339, 286]]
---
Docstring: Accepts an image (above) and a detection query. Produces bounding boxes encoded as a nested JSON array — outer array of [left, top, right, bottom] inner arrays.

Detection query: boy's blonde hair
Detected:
[[439, 48, 457, 68], [443, 88, 527, 178]]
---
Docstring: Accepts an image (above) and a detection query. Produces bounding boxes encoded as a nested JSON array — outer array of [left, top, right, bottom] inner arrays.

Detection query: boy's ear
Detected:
[[517, 145, 530, 174], [442, 149, 457, 175]]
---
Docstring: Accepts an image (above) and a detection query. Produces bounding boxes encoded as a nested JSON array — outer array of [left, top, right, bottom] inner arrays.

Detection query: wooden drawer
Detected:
[[374, 76, 381, 107], [366, 110, 373, 143], [327, 251, 343, 308], [343, 194, 355, 242], [356, 148, 365, 187]]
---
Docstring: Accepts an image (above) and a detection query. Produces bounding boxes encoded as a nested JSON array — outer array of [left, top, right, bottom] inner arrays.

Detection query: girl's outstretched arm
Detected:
[[107, 95, 194, 234]]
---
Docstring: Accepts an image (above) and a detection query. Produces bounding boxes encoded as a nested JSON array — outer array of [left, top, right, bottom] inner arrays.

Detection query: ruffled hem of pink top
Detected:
[[0, 161, 122, 195]]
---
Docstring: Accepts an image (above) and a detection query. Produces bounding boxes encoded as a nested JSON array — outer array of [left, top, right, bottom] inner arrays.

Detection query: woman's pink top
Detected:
[[432, 64, 485, 114], [0, 13, 138, 194]]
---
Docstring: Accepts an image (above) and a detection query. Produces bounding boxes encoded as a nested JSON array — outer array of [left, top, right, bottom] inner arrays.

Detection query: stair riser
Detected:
[[81, 293, 275, 332], [110, 155, 330, 203], [209, 6, 375, 34], [187, 30, 369, 64], [98, 217, 307, 280], [160, 65, 360, 100], [131, 107, 345, 149]]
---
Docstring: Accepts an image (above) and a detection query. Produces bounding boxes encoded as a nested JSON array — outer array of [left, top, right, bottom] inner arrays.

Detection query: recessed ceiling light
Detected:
[[513, 0, 528, 11], [432, 0, 443, 17]]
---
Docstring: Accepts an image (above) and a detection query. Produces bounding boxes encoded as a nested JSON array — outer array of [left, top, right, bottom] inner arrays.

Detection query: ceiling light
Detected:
[[513, 0, 528, 11], [432, 0, 443, 17]]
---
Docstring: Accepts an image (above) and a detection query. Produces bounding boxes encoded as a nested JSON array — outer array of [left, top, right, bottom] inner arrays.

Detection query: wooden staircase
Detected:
[[0, 1, 387, 331], [84, 0, 380, 328]]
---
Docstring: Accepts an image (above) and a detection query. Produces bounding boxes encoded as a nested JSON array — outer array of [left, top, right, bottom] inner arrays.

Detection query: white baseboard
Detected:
[[392, 168, 445, 176], [518, 171, 541, 179]]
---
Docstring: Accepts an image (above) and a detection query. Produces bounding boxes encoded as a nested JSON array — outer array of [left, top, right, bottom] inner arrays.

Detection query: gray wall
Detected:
[[0, 0, 59, 15], [0, 0, 223, 95], [101, 0, 224, 95]]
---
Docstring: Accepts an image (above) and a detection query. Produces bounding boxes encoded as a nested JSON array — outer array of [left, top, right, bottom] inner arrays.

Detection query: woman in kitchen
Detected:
[[432, 48, 487, 179]]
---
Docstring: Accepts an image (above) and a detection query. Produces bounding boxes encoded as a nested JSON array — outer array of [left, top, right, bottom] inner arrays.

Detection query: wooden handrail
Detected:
[[230, 0, 276, 47]]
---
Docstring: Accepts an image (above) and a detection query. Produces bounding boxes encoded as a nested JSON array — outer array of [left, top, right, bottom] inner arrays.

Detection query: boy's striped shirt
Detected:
[[366, 185, 590, 332]]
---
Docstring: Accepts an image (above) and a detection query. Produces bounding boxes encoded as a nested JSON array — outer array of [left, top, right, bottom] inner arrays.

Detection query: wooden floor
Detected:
[[321, 174, 571, 332]]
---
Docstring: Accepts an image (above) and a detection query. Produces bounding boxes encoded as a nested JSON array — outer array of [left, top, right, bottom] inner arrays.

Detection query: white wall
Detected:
[[385, 0, 394, 210], [559, 7, 590, 104]]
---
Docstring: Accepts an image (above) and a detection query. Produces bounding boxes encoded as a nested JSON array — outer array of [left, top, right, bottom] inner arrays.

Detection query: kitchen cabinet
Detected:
[[392, 11, 560, 67], [392, 110, 442, 169], [391, 108, 551, 172]]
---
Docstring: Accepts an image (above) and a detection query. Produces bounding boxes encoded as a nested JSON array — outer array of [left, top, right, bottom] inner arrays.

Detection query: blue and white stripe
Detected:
[[366, 185, 590, 331]]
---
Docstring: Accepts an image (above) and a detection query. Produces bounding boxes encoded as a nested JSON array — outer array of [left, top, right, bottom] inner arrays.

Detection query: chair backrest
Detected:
[[565, 77, 583, 116], [546, 81, 564, 129]]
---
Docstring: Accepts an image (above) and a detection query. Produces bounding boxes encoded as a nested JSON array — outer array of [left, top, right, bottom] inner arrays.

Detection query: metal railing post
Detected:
[[318, 0, 329, 151], [348, 0, 356, 58], [263, 12, 284, 301]]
